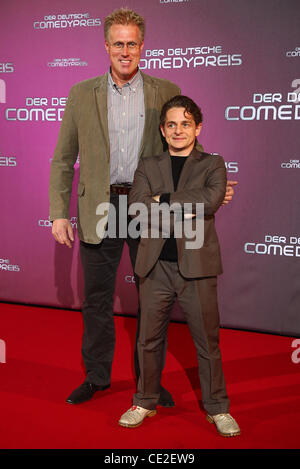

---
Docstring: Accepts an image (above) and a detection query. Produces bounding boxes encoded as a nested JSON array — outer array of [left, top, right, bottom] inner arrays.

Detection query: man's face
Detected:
[[160, 107, 202, 156], [105, 24, 144, 86]]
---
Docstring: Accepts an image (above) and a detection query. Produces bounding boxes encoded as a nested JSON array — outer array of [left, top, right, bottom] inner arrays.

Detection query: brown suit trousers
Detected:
[[133, 260, 230, 415]]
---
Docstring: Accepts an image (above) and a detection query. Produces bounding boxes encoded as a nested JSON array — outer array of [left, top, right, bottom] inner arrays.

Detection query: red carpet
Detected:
[[0, 302, 299, 449]]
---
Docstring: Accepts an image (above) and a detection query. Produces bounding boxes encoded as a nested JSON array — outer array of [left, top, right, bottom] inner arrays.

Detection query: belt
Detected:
[[110, 183, 132, 195]]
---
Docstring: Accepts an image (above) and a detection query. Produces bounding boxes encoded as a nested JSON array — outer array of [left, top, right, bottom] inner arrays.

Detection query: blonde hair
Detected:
[[104, 8, 145, 42]]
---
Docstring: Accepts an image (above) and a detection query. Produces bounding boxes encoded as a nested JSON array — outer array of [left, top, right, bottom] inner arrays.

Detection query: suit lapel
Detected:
[[94, 74, 110, 160], [158, 151, 174, 192], [139, 73, 158, 158], [177, 148, 202, 190]]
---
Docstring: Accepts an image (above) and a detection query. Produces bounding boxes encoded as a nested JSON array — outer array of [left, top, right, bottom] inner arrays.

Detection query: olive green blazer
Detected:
[[49, 72, 180, 243]]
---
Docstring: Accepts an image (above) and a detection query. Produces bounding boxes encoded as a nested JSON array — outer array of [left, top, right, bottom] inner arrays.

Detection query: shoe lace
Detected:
[[129, 405, 145, 414], [216, 413, 234, 422], [129, 406, 139, 412]]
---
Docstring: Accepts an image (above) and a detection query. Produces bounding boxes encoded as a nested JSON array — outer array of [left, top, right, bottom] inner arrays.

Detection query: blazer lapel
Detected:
[[94, 74, 110, 160], [138, 73, 158, 158], [177, 148, 202, 190], [158, 151, 174, 192]]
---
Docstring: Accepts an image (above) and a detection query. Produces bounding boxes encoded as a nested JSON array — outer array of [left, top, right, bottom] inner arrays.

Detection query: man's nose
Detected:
[[121, 45, 130, 55], [174, 125, 182, 134]]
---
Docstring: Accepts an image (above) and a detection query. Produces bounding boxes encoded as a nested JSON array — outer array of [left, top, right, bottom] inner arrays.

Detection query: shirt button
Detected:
[[121, 149, 124, 152], [122, 112, 126, 116]]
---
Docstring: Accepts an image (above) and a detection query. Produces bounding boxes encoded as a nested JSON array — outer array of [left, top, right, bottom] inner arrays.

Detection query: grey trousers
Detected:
[[133, 260, 230, 416]]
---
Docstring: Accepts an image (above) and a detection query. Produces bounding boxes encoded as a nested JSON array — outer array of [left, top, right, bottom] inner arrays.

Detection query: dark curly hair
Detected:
[[160, 95, 203, 127]]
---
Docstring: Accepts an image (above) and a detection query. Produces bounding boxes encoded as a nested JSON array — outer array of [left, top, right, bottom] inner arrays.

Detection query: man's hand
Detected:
[[52, 218, 74, 248], [222, 180, 238, 205]]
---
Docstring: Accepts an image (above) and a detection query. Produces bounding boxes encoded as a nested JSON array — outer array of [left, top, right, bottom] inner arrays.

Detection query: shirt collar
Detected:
[[108, 68, 143, 94]]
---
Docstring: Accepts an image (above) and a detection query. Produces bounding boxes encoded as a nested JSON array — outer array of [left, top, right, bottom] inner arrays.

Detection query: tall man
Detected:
[[49, 8, 236, 406], [119, 95, 240, 437]]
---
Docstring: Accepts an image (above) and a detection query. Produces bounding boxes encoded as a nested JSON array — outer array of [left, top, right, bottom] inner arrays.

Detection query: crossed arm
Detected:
[[51, 175, 237, 249], [52, 181, 237, 248], [153, 181, 237, 204]]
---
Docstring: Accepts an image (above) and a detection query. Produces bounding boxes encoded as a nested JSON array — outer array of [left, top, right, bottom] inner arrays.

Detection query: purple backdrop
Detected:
[[1, 0, 300, 336]]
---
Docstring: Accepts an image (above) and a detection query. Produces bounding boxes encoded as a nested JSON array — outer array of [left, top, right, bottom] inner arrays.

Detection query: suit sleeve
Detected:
[[169, 156, 227, 216], [129, 158, 177, 239], [129, 157, 155, 209], [49, 86, 79, 221]]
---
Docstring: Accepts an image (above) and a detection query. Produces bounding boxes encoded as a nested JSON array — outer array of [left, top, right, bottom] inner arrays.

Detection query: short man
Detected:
[[49, 8, 236, 407], [119, 96, 240, 437]]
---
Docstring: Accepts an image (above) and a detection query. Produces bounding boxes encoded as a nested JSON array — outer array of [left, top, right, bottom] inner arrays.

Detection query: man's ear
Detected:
[[195, 123, 202, 137], [160, 124, 166, 138]]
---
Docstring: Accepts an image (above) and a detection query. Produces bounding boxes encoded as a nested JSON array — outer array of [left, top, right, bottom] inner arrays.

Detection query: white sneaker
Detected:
[[119, 405, 156, 428], [207, 413, 241, 437]]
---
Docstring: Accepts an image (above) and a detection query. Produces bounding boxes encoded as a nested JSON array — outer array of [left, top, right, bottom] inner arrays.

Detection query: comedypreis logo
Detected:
[[48, 58, 88, 68], [0, 151, 17, 167], [38, 216, 77, 229], [160, 0, 191, 3], [33, 13, 101, 30], [0, 258, 21, 272], [5, 96, 67, 122], [140, 45, 242, 70], [225, 85, 300, 121], [286, 47, 300, 58], [281, 159, 300, 169], [0, 63, 14, 73], [244, 234, 300, 258]]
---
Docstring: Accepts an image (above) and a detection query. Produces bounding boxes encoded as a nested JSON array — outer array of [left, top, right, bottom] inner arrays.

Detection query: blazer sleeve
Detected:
[[129, 157, 177, 238], [49, 85, 79, 221], [169, 156, 227, 216], [129, 157, 155, 210]]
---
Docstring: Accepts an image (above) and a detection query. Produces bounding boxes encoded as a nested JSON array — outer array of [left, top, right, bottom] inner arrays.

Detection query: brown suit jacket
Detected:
[[49, 72, 180, 243], [129, 148, 227, 278]]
